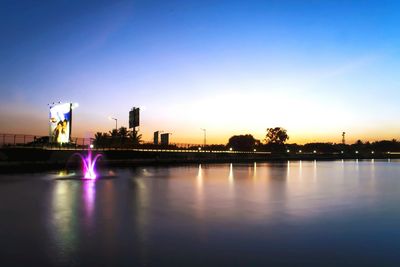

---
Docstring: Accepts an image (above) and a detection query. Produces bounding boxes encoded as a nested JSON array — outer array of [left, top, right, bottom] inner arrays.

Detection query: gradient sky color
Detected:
[[1, 0, 400, 144]]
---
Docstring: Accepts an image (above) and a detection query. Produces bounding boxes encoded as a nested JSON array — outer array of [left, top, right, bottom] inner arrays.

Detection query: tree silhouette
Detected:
[[94, 132, 103, 142], [109, 129, 118, 138], [265, 127, 289, 144], [94, 132, 110, 148], [118, 127, 129, 139], [227, 134, 258, 151], [129, 129, 142, 145]]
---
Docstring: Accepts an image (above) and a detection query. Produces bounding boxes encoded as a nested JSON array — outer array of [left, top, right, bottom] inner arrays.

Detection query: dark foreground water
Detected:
[[1, 160, 400, 266]]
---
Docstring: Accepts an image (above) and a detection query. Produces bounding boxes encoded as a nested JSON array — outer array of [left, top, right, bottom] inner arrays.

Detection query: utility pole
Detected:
[[109, 116, 118, 131], [113, 118, 118, 131], [201, 128, 206, 147]]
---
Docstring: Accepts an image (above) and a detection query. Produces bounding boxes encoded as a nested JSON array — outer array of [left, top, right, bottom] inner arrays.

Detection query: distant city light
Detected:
[[90, 144, 94, 149], [287, 149, 290, 153], [313, 150, 317, 153], [371, 151, 374, 154], [229, 147, 233, 151], [355, 151, 359, 154], [298, 150, 302, 153], [253, 149, 256, 152], [198, 147, 201, 151], [341, 151, 344, 154]]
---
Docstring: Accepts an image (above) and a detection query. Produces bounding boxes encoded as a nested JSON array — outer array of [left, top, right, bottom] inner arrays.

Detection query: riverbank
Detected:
[[0, 147, 398, 173]]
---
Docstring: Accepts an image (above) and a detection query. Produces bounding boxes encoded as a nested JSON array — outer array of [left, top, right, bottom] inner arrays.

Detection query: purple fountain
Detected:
[[74, 149, 102, 179]]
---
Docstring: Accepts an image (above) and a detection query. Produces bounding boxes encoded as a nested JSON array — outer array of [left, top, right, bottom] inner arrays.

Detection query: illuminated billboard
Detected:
[[49, 103, 72, 143]]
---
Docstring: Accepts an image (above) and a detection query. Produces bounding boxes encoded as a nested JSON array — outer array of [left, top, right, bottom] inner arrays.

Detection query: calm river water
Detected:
[[1, 160, 400, 266]]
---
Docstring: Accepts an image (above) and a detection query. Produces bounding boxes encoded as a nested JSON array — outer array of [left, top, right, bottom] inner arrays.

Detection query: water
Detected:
[[1, 160, 400, 266]]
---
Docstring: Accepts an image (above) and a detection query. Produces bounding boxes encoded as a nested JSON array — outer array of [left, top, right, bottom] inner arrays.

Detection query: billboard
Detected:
[[49, 103, 72, 143], [129, 107, 140, 128]]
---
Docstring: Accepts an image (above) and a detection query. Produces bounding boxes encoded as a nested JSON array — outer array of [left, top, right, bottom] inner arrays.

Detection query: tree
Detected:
[[265, 127, 289, 144], [109, 129, 118, 138], [94, 132, 103, 146], [227, 134, 258, 151], [129, 129, 142, 145], [118, 127, 129, 139], [94, 132, 110, 148]]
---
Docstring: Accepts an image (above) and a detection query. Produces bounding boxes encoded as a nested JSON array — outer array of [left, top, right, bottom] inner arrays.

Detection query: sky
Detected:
[[1, 0, 400, 144]]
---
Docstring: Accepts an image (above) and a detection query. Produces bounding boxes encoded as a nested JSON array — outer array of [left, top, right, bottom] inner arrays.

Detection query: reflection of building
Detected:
[[160, 133, 170, 145]]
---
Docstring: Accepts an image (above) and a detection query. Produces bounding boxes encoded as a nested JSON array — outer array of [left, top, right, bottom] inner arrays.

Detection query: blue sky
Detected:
[[1, 0, 400, 143]]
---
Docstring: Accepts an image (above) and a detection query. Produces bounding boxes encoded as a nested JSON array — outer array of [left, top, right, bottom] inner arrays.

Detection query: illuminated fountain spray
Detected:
[[74, 148, 102, 179]]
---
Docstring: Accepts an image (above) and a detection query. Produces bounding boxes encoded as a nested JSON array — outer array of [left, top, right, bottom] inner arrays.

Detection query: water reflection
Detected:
[[313, 160, 317, 181], [228, 163, 234, 186], [48, 161, 388, 242], [83, 180, 95, 222], [50, 181, 79, 263], [195, 164, 204, 219], [197, 164, 203, 188], [299, 160, 303, 176], [4, 161, 400, 266]]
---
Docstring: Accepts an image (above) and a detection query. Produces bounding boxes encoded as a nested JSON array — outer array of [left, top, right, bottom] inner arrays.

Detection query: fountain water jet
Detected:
[[74, 149, 103, 179]]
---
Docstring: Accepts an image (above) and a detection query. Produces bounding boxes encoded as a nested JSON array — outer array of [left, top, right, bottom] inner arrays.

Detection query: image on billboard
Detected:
[[49, 103, 72, 143]]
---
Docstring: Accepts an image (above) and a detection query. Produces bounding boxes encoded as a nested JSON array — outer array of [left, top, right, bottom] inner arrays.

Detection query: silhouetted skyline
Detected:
[[1, 1, 400, 144]]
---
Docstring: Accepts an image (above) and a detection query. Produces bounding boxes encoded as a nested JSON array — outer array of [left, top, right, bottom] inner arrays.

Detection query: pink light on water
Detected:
[[75, 150, 102, 179]]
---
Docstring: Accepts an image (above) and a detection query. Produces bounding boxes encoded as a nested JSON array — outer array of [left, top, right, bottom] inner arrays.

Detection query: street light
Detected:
[[108, 116, 118, 131], [200, 128, 206, 147]]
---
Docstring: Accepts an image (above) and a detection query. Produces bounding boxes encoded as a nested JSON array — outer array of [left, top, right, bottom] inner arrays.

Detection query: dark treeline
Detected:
[[60, 126, 400, 154], [94, 127, 142, 148], [226, 127, 400, 154], [94, 127, 226, 150], [228, 137, 400, 153], [285, 140, 400, 154]]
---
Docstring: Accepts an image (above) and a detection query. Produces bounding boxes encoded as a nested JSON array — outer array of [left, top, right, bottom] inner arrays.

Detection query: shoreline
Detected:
[[0, 147, 398, 173]]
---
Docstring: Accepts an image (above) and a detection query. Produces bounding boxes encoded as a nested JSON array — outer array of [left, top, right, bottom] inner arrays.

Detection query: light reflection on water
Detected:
[[1, 160, 400, 266]]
